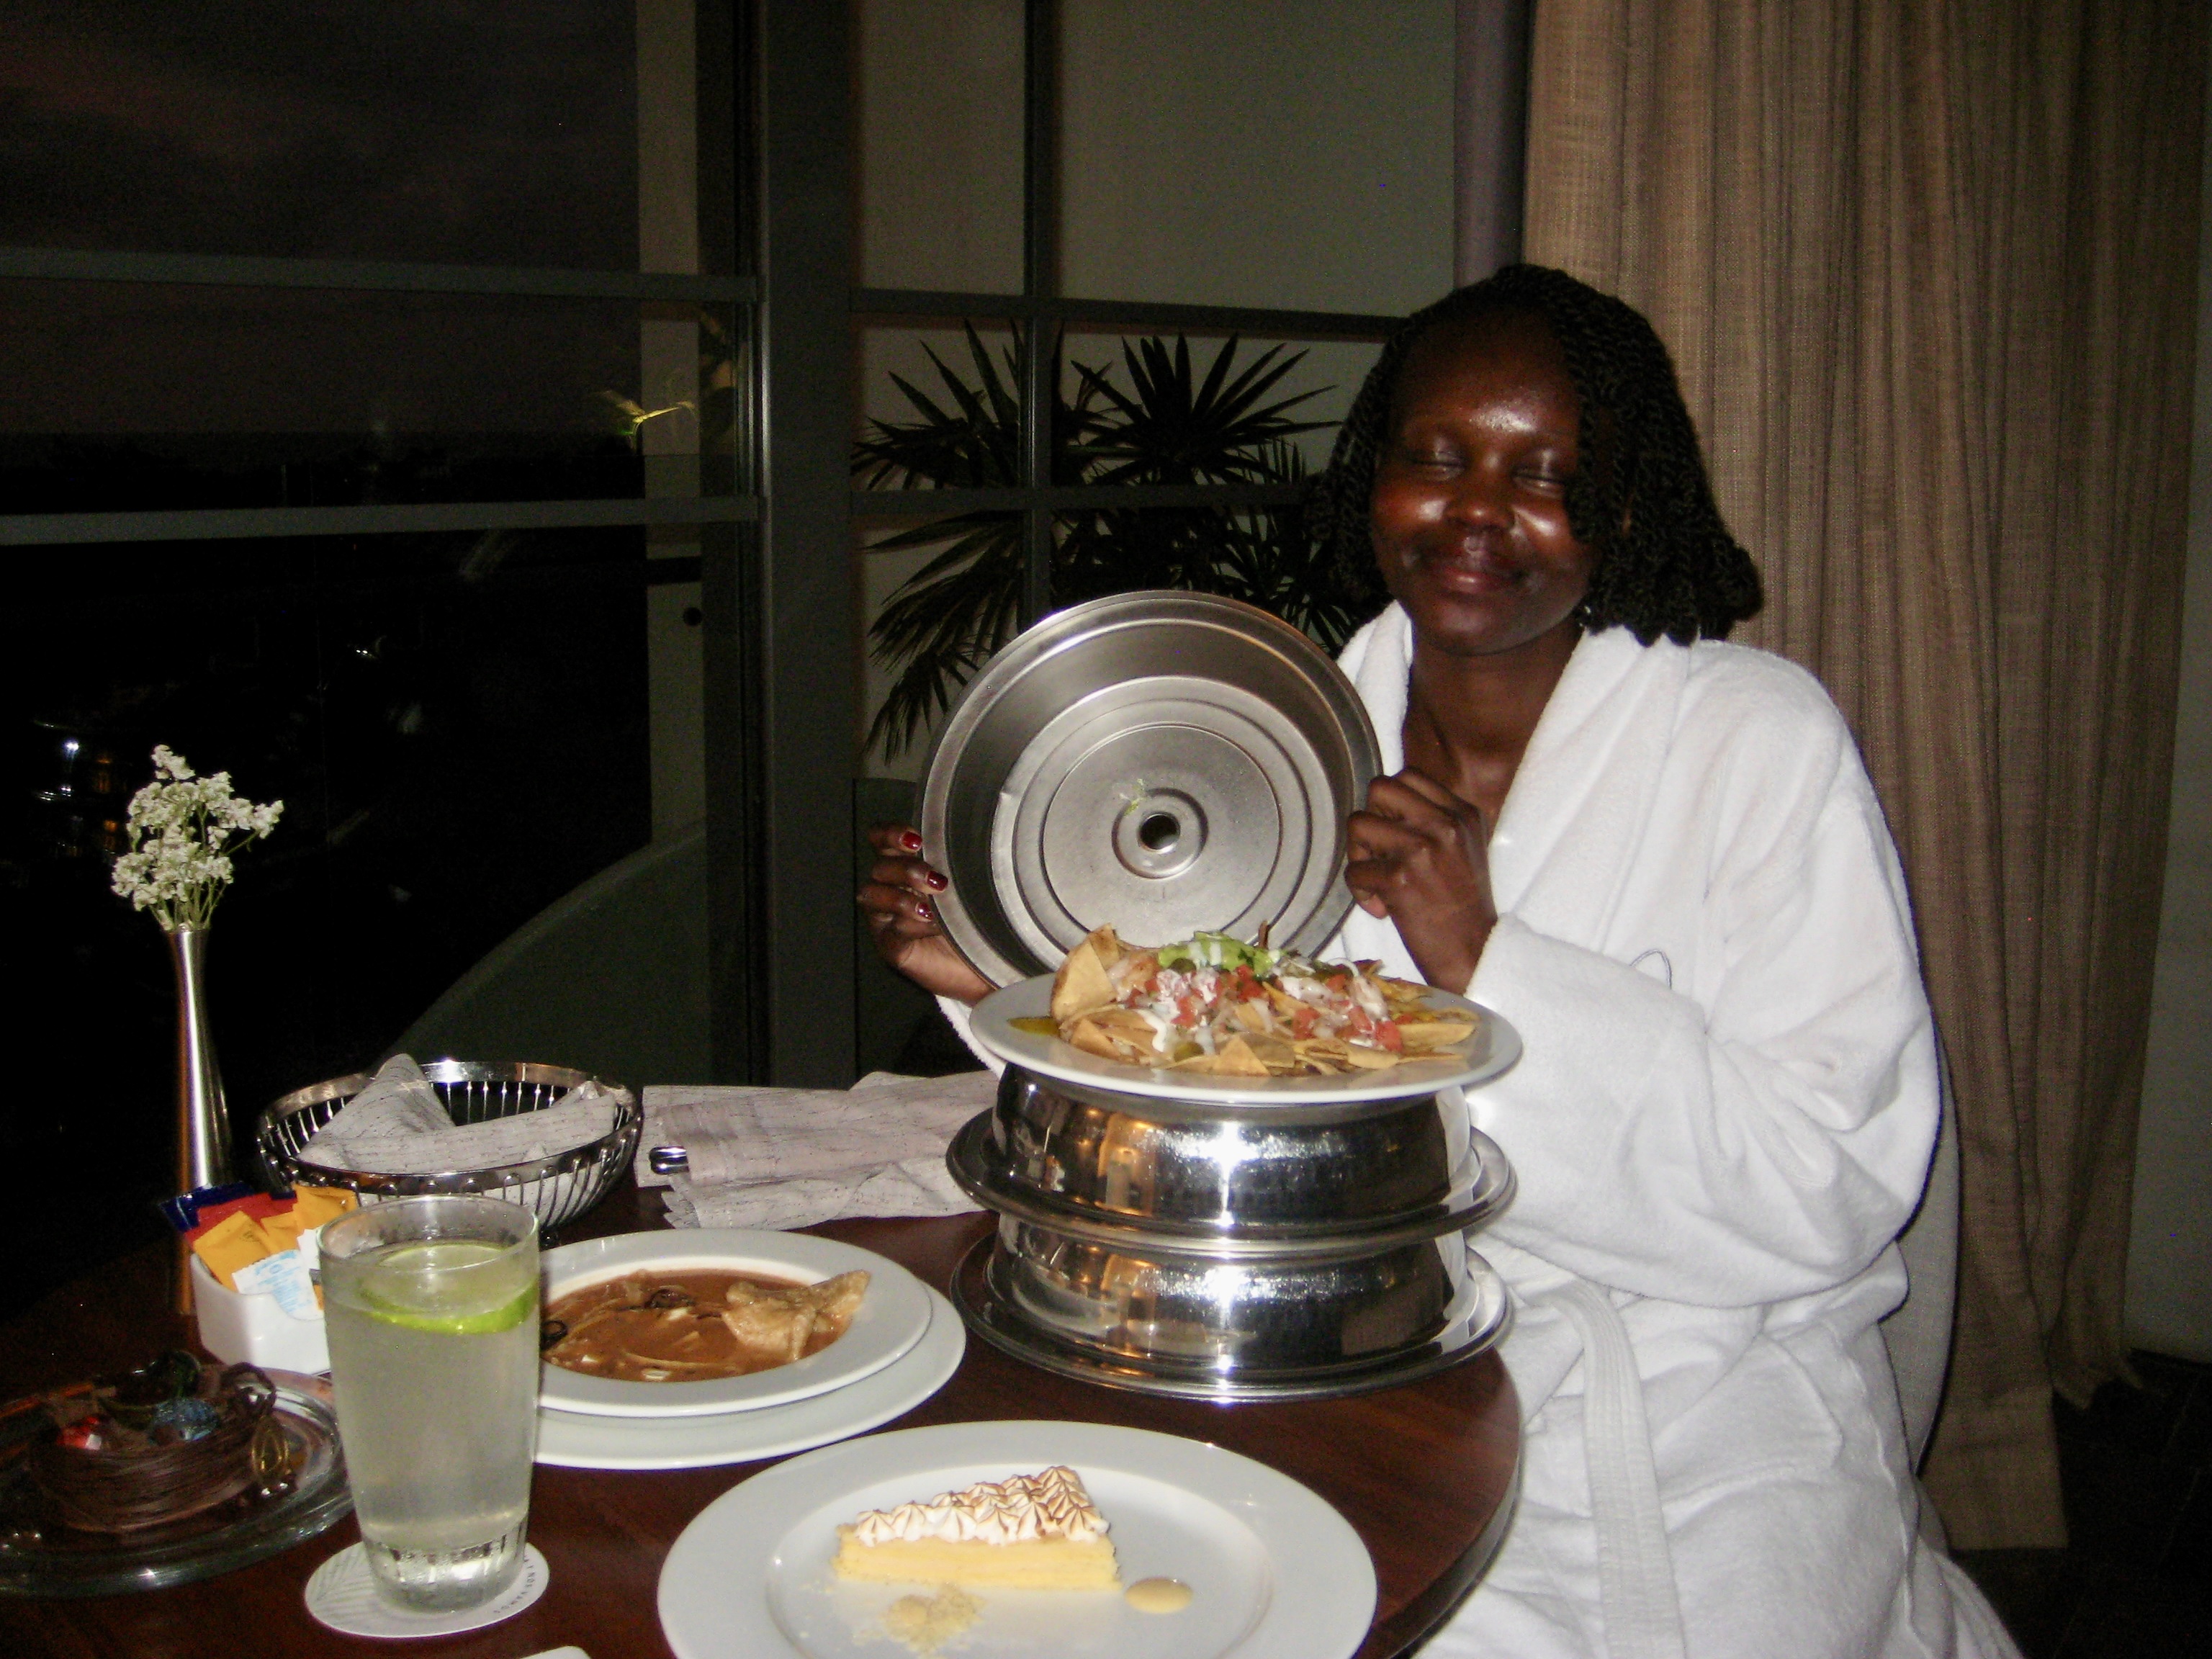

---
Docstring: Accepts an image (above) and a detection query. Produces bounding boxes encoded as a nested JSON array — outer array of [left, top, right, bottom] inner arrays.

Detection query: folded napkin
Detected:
[[636, 1071, 997, 1231], [299, 1054, 629, 1175]]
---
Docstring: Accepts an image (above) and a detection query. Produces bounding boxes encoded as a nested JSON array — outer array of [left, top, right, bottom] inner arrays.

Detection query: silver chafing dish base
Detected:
[[948, 1228, 1512, 1403]]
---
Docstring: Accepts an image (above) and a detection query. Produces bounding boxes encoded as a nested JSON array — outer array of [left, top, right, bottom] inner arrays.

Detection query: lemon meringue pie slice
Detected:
[[832, 1465, 1120, 1591]]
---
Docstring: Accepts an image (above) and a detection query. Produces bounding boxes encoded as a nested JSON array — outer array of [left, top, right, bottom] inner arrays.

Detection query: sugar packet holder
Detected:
[[184, 1185, 359, 1374]]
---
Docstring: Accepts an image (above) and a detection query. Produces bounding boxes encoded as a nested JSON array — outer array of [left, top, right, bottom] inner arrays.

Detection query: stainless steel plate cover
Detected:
[[950, 1228, 1511, 1402], [920, 592, 1382, 986]]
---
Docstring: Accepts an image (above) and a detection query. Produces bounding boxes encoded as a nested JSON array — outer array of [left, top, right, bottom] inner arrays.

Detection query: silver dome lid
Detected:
[[920, 591, 1381, 986]]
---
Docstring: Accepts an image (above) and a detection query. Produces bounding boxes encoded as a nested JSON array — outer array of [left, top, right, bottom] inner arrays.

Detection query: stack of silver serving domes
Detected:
[[945, 1061, 1518, 1400], [920, 592, 1524, 1401]]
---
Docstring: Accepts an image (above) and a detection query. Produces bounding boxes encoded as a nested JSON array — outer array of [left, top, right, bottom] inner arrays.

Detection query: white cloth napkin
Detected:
[[636, 1071, 997, 1231], [298, 1054, 628, 1175]]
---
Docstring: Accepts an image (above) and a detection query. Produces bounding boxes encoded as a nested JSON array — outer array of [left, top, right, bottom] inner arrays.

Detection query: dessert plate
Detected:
[[539, 1231, 931, 1419], [0, 1370, 351, 1599], [658, 1419, 1376, 1659], [971, 975, 1521, 1104], [535, 1290, 965, 1470]]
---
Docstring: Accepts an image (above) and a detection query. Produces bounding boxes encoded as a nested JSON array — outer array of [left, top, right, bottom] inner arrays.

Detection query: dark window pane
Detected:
[[1060, 0, 1454, 315], [6, 528, 652, 1306], [855, 319, 1022, 470], [853, 326, 1375, 773], [1048, 502, 1364, 657], [1055, 325, 1376, 474], [856, 0, 1024, 295], [1, 0, 646, 270], [0, 281, 744, 511]]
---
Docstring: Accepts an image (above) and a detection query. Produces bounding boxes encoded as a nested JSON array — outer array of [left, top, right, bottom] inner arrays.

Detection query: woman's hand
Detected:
[[858, 824, 997, 1005], [1344, 771, 1499, 994]]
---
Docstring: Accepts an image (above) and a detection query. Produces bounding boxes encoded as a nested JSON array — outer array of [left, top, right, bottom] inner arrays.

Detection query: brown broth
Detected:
[[541, 1268, 865, 1382]]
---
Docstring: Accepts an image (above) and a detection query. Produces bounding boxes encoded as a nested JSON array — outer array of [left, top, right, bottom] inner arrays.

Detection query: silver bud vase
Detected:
[[167, 925, 234, 1193]]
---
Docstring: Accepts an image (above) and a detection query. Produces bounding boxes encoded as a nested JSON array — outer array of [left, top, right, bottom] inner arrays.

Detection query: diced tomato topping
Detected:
[[1346, 1006, 1375, 1037], [1230, 965, 1267, 1001], [1324, 971, 1351, 992], [1292, 1004, 1318, 1038], [1375, 1019, 1403, 1053]]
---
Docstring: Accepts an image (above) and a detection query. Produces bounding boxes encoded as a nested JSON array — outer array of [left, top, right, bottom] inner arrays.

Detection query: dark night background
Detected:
[[3, 2, 667, 1315]]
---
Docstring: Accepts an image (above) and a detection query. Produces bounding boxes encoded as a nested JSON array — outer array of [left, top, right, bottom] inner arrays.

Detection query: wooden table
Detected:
[[0, 1182, 1519, 1658]]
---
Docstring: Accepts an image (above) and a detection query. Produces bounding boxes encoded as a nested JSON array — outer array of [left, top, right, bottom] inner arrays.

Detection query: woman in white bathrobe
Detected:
[[861, 265, 2020, 1659]]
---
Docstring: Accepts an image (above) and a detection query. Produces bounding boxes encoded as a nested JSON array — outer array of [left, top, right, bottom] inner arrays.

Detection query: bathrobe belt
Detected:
[[1541, 1281, 1690, 1659]]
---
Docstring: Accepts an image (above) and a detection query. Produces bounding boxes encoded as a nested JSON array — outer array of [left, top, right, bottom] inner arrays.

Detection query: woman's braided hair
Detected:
[[1314, 264, 1762, 643]]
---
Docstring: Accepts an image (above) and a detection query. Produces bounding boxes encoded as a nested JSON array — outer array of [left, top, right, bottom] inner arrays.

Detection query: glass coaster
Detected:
[[304, 1541, 547, 1638]]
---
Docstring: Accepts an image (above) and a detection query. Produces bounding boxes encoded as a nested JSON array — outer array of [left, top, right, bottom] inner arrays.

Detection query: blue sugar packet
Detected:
[[157, 1181, 260, 1234]]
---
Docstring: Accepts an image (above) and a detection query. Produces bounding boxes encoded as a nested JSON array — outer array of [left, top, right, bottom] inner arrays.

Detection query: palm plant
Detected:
[[855, 325, 1361, 757]]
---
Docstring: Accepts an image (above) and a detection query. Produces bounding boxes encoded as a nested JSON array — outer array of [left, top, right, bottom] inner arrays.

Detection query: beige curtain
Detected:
[[1523, 0, 2206, 1548]]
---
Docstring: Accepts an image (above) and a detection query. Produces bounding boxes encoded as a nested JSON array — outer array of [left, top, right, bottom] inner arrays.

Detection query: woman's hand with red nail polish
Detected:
[[859, 822, 995, 1004]]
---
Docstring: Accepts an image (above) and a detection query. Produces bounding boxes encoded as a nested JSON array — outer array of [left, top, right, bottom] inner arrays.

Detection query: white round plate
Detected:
[[536, 1289, 966, 1470], [539, 1231, 932, 1419], [657, 1419, 1377, 1659], [971, 974, 1521, 1104]]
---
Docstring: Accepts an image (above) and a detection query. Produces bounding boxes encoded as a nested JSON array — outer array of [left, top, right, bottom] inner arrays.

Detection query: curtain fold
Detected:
[[1523, 0, 2206, 1548]]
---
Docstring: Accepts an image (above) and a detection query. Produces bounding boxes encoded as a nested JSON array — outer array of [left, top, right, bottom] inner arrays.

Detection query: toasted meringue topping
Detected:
[[850, 1465, 1109, 1546]]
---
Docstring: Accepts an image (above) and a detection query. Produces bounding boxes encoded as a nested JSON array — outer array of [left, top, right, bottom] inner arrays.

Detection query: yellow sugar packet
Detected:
[[192, 1210, 279, 1292], [287, 1185, 359, 1228]]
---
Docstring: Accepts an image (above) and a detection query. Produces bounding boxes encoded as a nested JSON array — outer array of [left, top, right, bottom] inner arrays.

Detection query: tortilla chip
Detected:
[[1051, 927, 1121, 1020], [1336, 1043, 1402, 1070], [1066, 1017, 1123, 1061], [1398, 1017, 1476, 1051], [1230, 999, 1273, 1033], [1090, 1009, 1161, 1047], [1172, 1035, 1272, 1077]]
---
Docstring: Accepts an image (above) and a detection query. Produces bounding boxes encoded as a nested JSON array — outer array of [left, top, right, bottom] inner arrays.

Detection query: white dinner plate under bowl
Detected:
[[657, 1419, 1377, 1659], [539, 1231, 932, 1419], [971, 974, 1523, 1105], [535, 1288, 966, 1470]]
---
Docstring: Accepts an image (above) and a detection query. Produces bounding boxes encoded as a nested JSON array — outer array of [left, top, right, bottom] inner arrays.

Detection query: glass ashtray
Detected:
[[0, 1370, 351, 1598]]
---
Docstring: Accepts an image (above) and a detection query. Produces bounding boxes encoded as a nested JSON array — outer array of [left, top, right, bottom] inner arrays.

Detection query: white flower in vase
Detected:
[[109, 745, 284, 932]]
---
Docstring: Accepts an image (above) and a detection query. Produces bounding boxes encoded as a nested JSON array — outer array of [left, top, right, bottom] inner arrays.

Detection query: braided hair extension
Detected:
[[1313, 264, 1762, 644]]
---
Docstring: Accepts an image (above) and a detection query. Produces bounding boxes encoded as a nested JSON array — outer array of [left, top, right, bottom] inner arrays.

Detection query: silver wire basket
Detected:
[[255, 1058, 639, 1237]]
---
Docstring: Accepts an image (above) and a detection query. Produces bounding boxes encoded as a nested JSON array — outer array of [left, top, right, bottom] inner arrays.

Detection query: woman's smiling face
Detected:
[[1369, 310, 1597, 660]]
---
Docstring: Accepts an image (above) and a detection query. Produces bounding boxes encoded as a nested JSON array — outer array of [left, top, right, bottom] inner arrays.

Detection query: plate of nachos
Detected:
[[970, 927, 1521, 1103]]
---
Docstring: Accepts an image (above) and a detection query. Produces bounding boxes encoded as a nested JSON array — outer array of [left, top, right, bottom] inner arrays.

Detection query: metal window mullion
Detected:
[[1018, 0, 1061, 626], [700, 0, 768, 1090], [0, 245, 758, 304], [750, 0, 855, 1087], [850, 287, 1401, 341], [853, 483, 1303, 517], [0, 495, 760, 548]]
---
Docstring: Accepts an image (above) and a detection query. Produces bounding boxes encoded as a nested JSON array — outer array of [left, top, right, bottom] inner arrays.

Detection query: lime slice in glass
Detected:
[[356, 1241, 536, 1334]]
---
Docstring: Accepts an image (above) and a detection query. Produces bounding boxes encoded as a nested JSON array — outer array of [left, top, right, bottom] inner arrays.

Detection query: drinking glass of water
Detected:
[[319, 1194, 540, 1611]]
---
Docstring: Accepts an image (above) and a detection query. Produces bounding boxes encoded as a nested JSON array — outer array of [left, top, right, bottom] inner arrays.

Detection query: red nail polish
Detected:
[[925, 871, 948, 891], [915, 901, 934, 922], [900, 831, 923, 853]]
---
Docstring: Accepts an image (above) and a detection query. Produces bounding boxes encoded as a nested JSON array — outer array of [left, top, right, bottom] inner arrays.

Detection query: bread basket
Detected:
[[255, 1059, 638, 1236]]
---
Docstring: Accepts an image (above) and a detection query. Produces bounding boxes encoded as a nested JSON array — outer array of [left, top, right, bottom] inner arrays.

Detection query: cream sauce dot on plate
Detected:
[[1125, 1576, 1193, 1613]]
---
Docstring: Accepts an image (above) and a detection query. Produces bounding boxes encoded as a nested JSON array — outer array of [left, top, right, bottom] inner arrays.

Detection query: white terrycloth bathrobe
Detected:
[[943, 605, 2021, 1658], [1326, 606, 2019, 1659]]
